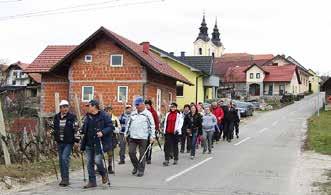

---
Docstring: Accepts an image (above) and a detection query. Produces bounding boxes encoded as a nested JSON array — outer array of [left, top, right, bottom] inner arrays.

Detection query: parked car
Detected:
[[246, 99, 261, 110], [233, 100, 254, 117]]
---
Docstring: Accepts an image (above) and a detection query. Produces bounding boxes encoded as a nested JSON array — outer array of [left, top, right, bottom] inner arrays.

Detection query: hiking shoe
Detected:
[[173, 160, 178, 165], [83, 182, 97, 189], [236, 134, 239, 139], [190, 156, 194, 160], [118, 161, 125, 165], [137, 171, 144, 177], [132, 167, 138, 175], [163, 161, 169, 166], [208, 150, 212, 154], [203, 150, 206, 154], [59, 179, 69, 187], [102, 175, 108, 184], [146, 160, 151, 164]]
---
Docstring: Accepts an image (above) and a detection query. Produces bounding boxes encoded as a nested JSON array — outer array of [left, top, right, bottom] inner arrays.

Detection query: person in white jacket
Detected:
[[162, 102, 183, 166]]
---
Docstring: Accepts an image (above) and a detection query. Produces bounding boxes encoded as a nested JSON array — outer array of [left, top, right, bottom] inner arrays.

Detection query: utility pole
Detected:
[[0, 100, 11, 165]]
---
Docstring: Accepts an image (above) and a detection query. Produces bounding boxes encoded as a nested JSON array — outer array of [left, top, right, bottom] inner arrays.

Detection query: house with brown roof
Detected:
[[224, 63, 301, 97], [25, 26, 190, 116]]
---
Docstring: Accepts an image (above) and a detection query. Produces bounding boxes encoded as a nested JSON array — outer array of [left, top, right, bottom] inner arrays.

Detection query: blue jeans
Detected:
[[190, 132, 198, 157], [57, 143, 73, 180], [86, 146, 106, 184]]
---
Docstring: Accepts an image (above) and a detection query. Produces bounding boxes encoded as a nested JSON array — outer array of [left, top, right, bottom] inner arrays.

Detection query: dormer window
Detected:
[[85, 55, 93, 62]]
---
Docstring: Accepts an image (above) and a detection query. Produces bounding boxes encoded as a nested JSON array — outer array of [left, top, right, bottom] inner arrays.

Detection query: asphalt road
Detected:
[[15, 94, 324, 195]]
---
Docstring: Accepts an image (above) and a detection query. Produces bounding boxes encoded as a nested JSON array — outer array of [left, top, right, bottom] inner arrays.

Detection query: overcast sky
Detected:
[[0, 0, 330, 75]]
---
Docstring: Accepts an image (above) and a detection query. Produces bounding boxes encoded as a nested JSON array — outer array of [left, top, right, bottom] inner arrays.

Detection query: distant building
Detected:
[[308, 69, 320, 93]]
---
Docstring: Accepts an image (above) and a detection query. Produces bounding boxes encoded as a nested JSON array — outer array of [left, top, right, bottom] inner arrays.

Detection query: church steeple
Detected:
[[211, 18, 222, 46], [196, 13, 210, 42]]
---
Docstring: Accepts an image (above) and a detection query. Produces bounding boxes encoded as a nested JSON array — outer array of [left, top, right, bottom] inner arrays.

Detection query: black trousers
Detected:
[[164, 134, 179, 161], [128, 138, 148, 173], [234, 121, 240, 135], [224, 121, 234, 140], [146, 143, 153, 162], [180, 132, 191, 152]]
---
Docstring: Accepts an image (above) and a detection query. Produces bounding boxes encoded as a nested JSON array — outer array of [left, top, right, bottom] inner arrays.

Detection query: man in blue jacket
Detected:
[[80, 100, 114, 189]]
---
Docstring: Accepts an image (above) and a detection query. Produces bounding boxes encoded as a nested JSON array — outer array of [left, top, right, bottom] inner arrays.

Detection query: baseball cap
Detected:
[[88, 99, 100, 107], [134, 96, 144, 106], [59, 100, 69, 107]]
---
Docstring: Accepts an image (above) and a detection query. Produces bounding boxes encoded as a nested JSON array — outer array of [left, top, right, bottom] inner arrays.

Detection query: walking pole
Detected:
[[81, 152, 86, 182], [139, 143, 152, 164], [99, 137, 111, 187], [49, 152, 59, 181], [112, 145, 115, 175]]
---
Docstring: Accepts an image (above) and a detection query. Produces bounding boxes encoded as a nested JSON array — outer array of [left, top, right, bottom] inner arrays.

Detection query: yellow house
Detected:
[[150, 46, 206, 108], [308, 69, 320, 93]]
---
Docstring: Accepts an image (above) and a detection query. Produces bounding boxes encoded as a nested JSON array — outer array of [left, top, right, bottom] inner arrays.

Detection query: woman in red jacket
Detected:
[[163, 103, 183, 166]]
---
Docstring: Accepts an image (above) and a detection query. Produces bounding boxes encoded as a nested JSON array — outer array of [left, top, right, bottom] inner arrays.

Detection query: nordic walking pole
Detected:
[[99, 137, 111, 187], [139, 143, 152, 164], [49, 152, 59, 181], [81, 152, 86, 182]]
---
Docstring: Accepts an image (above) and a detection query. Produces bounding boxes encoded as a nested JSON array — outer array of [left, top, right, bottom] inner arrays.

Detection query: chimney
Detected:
[[180, 51, 185, 57], [141, 42, 150, 54], [169, 52, 174, 56]]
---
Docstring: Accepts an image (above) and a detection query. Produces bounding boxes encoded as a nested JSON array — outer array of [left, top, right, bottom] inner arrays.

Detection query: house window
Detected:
[[82, 86, 94, 102], [250, 73, 254, 79], [279, 84, 285, 95], [256, 73, 261, 79], [268, 84, 273, 95], [12, 80, 16, 85], [110, 54, 123, 67], [212, 52, 215, 58], [176, 85, 184, 97], [169, 92, 173, 103], [199, 48, 202, 55], [117, 86, 128, 102], [85, 55, 93, 62], [13, 71, 17, 78]]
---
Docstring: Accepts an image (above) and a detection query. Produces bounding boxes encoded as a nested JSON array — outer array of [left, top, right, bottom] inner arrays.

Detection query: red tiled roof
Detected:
[[101, 28, 191, 84], [10, 118, 38, 133], [25, 45, 76, 73], [224, 64, 298, 83], [214, 56, 272, 77], [263, 65, 297, 82], [28, 73, 41, 83]]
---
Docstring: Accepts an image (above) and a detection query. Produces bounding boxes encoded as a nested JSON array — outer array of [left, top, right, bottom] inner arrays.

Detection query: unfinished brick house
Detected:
[[25, 27, 191, 116]]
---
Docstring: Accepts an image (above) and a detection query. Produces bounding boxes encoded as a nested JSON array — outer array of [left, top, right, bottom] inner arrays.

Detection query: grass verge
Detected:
[[307, 109, 331, 194]]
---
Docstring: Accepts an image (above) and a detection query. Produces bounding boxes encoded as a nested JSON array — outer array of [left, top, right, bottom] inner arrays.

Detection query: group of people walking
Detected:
[[51, 97, 241, 188]]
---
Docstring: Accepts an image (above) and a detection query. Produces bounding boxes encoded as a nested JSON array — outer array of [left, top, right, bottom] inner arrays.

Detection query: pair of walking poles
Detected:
[[80, 138, 112, 187]]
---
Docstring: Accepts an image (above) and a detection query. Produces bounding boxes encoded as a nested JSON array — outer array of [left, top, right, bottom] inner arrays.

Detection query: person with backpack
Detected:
[[118, 104, 133, 164], [144, 100, 160, 164], [183, 104, 202, 160], [125, 96, 155, 177], [180, 104, 191, 153], [52, 100, 78, 187], [104, 105, 121, 174], [162, 102, 183, 166], [202, 106, 217, 154], [80, 100, 114, 189]]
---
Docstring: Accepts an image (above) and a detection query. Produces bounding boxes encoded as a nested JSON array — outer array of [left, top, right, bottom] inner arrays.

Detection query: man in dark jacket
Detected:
[[80, 100, 114, 189], [144, 100, 160, 164], [53, 100, 77, 187]]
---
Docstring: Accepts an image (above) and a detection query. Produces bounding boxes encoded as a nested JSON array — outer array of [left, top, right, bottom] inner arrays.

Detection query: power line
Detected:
[[0, 0, 22, 3], [0, 0, 164, 21], [1, 0, 119, 19]]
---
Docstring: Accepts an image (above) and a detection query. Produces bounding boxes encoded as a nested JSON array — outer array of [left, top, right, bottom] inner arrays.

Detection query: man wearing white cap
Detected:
[[53, 100, 78, 187]]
